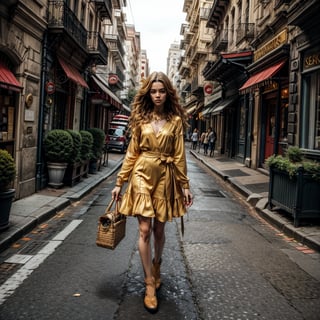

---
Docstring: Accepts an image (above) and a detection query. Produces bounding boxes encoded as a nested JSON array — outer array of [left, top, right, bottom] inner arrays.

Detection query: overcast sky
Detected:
[[125, 0, 186, 73]]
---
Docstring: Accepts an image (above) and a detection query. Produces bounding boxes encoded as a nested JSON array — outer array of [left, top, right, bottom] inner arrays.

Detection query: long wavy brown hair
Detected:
[[129, 71, 189, 131]]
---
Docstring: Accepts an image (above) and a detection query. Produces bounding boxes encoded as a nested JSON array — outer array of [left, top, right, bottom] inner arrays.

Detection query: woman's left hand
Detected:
[[183, 189, 193, 208]]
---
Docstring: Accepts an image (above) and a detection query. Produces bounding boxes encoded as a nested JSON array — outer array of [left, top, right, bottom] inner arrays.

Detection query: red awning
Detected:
[[239, 60, 286, 93], [58, 57, 89, 88], [221, 51, 253, 59], [0, 62, 22, 92]]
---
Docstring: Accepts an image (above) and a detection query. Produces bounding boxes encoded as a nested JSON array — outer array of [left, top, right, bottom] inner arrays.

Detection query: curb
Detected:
[[0, 160, 123, 253]]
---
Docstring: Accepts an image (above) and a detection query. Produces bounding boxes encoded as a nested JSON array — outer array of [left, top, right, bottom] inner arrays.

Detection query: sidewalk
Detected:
[[1, 148, 320, 254], [189, 148, 320, 252], [0, 153, 124, 253]]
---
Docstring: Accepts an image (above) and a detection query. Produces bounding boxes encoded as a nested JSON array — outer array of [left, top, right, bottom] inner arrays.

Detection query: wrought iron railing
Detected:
[[212, 29, 228, 52], [87, 32, 108, 59], [236, 23, 255, 44], [48, 0, 87, 49]]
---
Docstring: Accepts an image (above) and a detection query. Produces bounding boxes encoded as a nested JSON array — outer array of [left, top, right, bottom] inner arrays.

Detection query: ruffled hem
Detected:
[[119, 191, 187, 222]]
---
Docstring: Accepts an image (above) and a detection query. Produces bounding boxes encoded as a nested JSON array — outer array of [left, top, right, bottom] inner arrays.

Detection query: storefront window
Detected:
[[0, 90, 15, 156], [301, 70, 320, 150]]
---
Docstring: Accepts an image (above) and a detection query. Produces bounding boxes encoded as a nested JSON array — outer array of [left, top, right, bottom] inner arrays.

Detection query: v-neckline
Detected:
[[150, 120, 167, 136]]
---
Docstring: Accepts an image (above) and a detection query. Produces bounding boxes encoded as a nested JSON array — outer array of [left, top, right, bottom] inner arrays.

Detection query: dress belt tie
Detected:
[[140, 151, 184, 235], [141, 151, 174, 164]]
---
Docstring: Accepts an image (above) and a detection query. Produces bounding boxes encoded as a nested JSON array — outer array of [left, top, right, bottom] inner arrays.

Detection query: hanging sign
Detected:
[[45, 81, 55, 94], [108, 74, 119, 85], [204, 83, 214, 95]]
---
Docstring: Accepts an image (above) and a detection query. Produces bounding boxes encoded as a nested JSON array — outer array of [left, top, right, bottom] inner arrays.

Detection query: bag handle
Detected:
[[103, 198, 121, 217]]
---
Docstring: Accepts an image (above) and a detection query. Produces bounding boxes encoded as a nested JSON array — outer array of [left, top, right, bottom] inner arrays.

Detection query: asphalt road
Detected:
[[0, 152, 319, 319]]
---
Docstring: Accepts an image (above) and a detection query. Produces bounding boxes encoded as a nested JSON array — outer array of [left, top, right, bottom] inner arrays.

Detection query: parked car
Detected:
[[105, 127, 128, 153]]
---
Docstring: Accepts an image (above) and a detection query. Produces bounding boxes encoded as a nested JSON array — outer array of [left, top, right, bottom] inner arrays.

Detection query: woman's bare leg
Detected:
[[137, 216, 153, 278], [138, 216, 158, 311], [153, 218, 165, 263]]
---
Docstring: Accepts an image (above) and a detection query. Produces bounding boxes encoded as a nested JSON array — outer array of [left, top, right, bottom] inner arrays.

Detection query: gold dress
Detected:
[[116, 115, 190, 222]]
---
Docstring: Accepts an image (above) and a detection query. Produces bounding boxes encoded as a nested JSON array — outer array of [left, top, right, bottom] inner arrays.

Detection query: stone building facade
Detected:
[[0, 0, 140, 200], [180, 0, 320, 169]]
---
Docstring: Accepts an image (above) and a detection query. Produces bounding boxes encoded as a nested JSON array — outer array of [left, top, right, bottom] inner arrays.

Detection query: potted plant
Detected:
[[79, 130, 93, 177], [43, 129, 74, 188], [63, 130, 83, 186], [87, 128, 105, 173], [0, 149, 16, 231], [266, 146, 320, 227]]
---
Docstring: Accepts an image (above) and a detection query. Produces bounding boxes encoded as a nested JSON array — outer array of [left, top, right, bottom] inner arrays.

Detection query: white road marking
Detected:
[[0, 219, 83, 305], [52, 219, 83, 241]]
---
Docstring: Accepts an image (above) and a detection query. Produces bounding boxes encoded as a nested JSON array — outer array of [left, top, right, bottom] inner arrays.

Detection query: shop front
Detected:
[[239, 30, 289, 169], [0, 61, 22, 157], [48, 57, 89, 131], [90, 70, 123, 132], [202, 51, 252, 159], [287, 0, 320, 160], [300, 48, 320, 153]]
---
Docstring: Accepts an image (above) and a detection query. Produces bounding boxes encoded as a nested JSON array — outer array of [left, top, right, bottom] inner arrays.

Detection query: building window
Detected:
[[301, 69, 320, 150]]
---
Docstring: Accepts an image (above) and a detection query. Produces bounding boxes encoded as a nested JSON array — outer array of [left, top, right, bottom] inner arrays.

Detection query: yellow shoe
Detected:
[[144, 277, 158, 312], [152, 258, 162, 290]]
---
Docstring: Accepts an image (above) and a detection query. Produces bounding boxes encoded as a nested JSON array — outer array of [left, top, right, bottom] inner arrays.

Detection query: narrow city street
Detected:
[[0, 151, 320, 320]]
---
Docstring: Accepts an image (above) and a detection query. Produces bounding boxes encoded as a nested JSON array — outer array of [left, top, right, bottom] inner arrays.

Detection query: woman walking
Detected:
[[111, 72, 193, 312]]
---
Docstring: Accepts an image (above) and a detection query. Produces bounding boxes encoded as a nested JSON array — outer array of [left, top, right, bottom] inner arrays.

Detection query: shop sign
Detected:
[[304, 52, 320, 70], [254, 29, 288, 62], [45, 81, 55, 94]]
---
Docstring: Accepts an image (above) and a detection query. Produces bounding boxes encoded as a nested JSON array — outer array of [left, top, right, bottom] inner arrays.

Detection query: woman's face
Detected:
[[150, 81, 167, 109]]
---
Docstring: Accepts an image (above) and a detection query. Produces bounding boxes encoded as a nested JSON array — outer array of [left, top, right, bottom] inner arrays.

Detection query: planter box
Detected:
[[80, 159, 89, 178], [63, 162, 83, 186], [268, 166, 320, 227]]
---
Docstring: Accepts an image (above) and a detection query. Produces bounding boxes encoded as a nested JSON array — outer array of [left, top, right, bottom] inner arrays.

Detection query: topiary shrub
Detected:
[[87, 128, 105, 160], [0, 149, 15, 192], [43, 129, 74, 163], [66, 130, 82, 163], [80, 130, 93, 161]]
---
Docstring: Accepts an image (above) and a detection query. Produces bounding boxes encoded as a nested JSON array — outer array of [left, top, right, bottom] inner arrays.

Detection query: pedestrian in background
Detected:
[[111, 71, 193, 313], [203, 129, 209, 155], [191, 128, 198, 150], [208, 127, 216, 157], [199, 130, 205, 153]]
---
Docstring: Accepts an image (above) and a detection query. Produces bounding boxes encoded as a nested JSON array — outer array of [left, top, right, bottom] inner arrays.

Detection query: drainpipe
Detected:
[[36, 31, 47, 191]]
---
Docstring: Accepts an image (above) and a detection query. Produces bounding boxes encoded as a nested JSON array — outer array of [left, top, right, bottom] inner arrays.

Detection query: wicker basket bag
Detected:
[[96, 198, 126, 250]]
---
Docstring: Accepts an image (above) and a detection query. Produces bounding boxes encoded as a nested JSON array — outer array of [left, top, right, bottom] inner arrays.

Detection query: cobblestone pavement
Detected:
[[179, 155, 320, 320], [0, 150, 319, 319]]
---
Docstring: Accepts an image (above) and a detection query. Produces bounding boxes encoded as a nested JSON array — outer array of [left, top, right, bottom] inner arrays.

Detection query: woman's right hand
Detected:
[[111, 186, 122, 201]]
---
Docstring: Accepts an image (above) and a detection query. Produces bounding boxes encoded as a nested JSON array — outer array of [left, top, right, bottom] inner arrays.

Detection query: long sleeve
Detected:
[[172, 117, 190, 189]]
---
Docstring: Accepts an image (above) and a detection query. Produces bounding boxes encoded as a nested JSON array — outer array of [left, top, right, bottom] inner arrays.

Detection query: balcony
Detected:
[[104, 34, 125, 67], [207, 0, 229, 29], [91, 0, 112, 20], [179, 59, 191, 78], [190, 41, 209, 63], [48, 1, 87, 49], [212, 30, 228, 53], [87, 32, 108, 65], [236, 23, 255, 44]]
